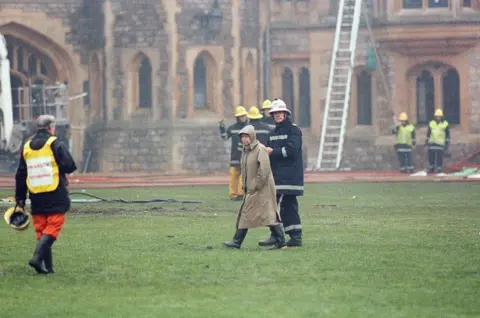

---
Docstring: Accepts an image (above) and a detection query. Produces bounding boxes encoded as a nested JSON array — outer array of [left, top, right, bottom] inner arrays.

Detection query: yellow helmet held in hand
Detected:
[[247, 106, 263, 119], [434, 108, 444, 117], [234, 106, 248, 117], [4, 205, 31, 231], [398, 112, 408, 121], [261, 99, 272, 110]]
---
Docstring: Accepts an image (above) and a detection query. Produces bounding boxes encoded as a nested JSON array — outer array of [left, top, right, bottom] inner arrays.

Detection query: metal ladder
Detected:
[[315, 0, 363, 171]]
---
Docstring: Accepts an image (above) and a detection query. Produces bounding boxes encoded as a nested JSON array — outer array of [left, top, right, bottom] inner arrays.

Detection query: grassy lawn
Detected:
[[0, 182, 479, 318]]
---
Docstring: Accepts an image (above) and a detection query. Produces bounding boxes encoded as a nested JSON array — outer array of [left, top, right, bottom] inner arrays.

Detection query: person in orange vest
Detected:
[[219, 106, 249, 200], [426, 108, 450, 173], [392, 112, 416, 173], [15, 114, 77, 274]]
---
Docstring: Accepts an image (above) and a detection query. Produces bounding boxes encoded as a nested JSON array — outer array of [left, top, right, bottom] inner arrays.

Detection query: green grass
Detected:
[[1, 182, 480, 318]]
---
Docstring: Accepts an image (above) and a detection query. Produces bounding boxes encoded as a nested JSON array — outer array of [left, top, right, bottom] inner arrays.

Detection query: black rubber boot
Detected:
[[223, 229, 248, 249], [28, 235, 50, 274], [286, 230, 303, 247], [268, 224, 287, 250], [42, 235, 56, 274], [258, 226, 276, 247]]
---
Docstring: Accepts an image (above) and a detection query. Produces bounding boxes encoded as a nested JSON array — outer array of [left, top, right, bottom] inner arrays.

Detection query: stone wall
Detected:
[[0, 0, 90, 61], [86, 121, 480, 173], [469, 44, 480, 133], [175, 0, 234, 118], [240, 0, 260, 48], [271, 29, 310, 54], [110, 0, 170, 118], [85, 120, 230, 174]]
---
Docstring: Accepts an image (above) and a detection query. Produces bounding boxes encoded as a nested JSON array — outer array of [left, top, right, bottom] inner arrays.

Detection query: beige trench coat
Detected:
[[236, 125, 279, 229]]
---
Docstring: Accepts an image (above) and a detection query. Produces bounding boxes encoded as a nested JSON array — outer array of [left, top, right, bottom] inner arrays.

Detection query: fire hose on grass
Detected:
[[0, 191, 202, 205]]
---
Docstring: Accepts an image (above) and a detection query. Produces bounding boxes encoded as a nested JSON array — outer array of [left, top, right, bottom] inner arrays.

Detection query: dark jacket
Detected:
[[248, 119, 273, 146], [219, 120, 247, 166], [15, 130, 77, 214], [267, 117, 304, 196], [261, 116, 275, 128]]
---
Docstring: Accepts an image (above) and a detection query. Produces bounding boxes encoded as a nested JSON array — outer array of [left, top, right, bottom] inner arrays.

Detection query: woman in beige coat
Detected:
[[222, 125, 286, 249]]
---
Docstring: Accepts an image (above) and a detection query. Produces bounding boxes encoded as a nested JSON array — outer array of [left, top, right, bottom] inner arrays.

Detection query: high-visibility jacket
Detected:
[[23, 136, 60, 194], [428, 120, 449, 146], [395, 124, 415, 147]]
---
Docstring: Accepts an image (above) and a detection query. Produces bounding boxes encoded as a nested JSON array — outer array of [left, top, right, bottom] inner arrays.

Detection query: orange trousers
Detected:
[[32, 213, 66, 240]]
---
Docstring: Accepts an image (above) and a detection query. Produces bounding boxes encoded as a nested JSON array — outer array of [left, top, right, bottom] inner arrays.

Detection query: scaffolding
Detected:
[[11, 82, 69, 123]]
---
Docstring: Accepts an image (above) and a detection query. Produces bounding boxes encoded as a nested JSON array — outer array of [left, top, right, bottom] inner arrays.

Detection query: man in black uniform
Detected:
[[246, 106, 273, 146], [259, 99, 304, 247], [219, 106, 248, 200]]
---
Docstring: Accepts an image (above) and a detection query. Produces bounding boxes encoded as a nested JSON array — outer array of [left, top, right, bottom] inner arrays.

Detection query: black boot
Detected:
[[42, 235, 56, 274], [268, 224, 287, 250], [28, 235, 50, 274], [223, 229, 248, 249], [258, 226, 276, 247], [286, 230, 303, 247]]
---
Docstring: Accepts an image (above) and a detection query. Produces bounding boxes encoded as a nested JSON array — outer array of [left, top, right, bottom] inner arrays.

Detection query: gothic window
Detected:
[[357, 70, 372, 125], [416, 70, 435, 124], [428, 0, 448, 8], [193, 51, 217, 111], [298, 67, 311, 128], [194, 56, 207, 109], [281, 67, 294, 120], [138, 57, 152, 108], [442, 68, 460, 125], [403, 0, 423, 8]]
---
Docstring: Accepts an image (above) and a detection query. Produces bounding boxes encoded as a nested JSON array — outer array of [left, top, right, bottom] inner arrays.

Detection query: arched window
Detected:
[[193, 56, 207, 109], [416, 70, 434, 124], [298, 67, 310, 127], [357, 70, 372, 125], [192, 51, 217, 111], [138, 57, 152, 108], [442, 68, 460, 125], [281, 67, 294, 120]]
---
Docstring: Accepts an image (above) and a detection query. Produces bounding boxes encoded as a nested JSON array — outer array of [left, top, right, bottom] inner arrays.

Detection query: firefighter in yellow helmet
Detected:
[[219, 106, 248, 200], [246, 106, 273, 146], [260, 99, 275, 127], [392, 112, 416, 173], [426, 108, 450, 173]]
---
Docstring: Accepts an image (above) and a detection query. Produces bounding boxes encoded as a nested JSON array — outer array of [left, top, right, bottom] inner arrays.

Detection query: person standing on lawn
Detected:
[[259, 99, 304, 247], [222, 125, 286, 250], [15, 114, 77, 274]]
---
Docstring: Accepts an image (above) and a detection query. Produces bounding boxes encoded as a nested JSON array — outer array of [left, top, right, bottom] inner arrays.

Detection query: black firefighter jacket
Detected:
[[219, 121, 247, 166], [267, 117, 304, 196], [248, 119, 273, 146], [15, 130, 77, 215]]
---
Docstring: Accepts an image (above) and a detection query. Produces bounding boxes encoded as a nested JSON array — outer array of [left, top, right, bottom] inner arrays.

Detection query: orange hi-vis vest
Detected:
[[23, 136, 60, 194]]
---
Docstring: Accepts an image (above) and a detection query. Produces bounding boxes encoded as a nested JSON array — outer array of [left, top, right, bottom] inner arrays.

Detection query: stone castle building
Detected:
[[1, 0, 479, 173]]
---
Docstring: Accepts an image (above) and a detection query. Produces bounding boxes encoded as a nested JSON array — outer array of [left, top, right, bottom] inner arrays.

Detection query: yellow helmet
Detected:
[[434, 108, 444, 117], [261, 99, 272, 110], [398, 112, 408, 121], [247, 106, 263, 119], [4, 205, 31, 231], [234, 106, 248, 117]]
